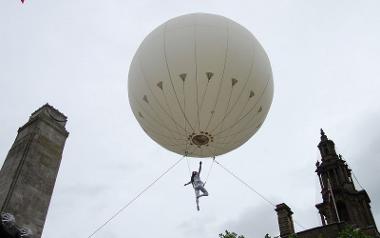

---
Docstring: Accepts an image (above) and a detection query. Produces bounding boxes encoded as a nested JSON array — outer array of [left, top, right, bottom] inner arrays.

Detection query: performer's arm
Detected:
[[184, 181, 191, 186]]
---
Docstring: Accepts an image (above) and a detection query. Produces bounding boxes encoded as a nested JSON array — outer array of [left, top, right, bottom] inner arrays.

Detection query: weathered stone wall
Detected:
[[0, 105, 68, 238], [295, 222, 346, 238]]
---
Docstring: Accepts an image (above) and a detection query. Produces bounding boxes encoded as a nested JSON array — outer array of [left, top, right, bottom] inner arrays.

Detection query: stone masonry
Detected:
[[0, 104, 69, 238]]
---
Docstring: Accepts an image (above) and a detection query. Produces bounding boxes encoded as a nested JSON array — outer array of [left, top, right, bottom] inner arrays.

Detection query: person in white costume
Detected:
[[184, 161, 209, 211]]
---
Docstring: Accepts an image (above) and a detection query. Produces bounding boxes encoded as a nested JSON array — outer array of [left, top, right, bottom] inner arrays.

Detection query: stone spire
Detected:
[[315, 130, 379, 236], [317, 129, 338, 161], [320, 128, 328, 142]]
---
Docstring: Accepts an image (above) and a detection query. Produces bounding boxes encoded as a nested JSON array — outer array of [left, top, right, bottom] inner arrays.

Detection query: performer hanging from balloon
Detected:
[[184, 161, 208, 211]]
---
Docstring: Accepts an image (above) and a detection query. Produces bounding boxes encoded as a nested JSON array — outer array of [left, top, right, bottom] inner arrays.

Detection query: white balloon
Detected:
[[128, 13, 273, 158]]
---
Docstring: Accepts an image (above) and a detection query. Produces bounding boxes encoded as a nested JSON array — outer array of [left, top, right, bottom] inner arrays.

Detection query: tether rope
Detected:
[[214, 159, 306, 230], [203, 157, 216, 185], [214, 159, 275, 207], [186, 156, 191, 175], [352, 170, 364, 190], [87, 156, 185, 238]]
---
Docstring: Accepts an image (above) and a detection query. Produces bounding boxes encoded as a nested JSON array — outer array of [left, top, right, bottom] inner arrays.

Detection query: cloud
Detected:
[[220, 204, 278, 238], [344, 111, 380, 226], [178, 215, 217, 238]]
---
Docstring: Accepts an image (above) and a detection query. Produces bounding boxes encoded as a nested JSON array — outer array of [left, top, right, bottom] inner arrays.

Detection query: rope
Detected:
[[214, 159, 306, 230], [214, 159, 275, 207], [186, 156, 191, 175], [203, 157, 215, 185], [351, 171, 364, 190], [87, 156, 184, 238]]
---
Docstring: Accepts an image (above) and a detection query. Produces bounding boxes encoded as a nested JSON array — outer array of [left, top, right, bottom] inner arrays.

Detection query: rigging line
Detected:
[[210, 93, 250, 135], [167, 142, 194, 148], [213, 79, 270, 137], [163, 23, 195, 132], [194, 24, 201, 132], [186, 156, 191, 175], [210, 96, 249, 136], [214, 159, 307, 231], [145, 99, 185, 138], [184, 143, 199, 158], [207, 144, 228, 152], [183, 140, 189, 159], [198, 78, 210, 113], [182, 134, 192, 173], [204, 143, 219, 159], [138, 58, 186, 134], [293, 219, 307, 230], [132, 113, 186, 145], [87, 156, 185, 238], [208, 39, 256, 134], [351, 170, 364, 190], [211, 90, 238, 147], [134, 96, 186, 140], [212, 116, 263, 140], [210, 81, 234, 133], [183, 80, 186, 134], [211, 40, 254, 135], [204, 22, 230, 132], [182, 79, 191, 156], [214, 159, 276, 207], [212, 157, 307, 231], [212, 113, 262, 148], [340, 155, 364, 190], [160, 89, 185, 133], [204, 156, 216, 185]]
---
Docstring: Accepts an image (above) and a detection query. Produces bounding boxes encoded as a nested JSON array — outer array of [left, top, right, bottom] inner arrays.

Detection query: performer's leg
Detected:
[[197, 186, 208, 198], [195, 189, 200, 211]]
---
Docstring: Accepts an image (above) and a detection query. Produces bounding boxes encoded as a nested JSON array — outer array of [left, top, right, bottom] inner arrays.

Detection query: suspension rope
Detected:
[[87, 156, 185, 238], [214, 159, 275, 207], [203, 157, 216, 185], [214, 159, 306, 230], [339, 155, 365, 190], [351, 170, 364, 190], [186, 156, 192, 175]]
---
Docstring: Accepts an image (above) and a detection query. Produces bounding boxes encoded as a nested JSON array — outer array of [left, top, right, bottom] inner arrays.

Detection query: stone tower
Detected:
[[315, 129, 378, 236], [275, 203, 295, 237], [0, 104, 69, 238]]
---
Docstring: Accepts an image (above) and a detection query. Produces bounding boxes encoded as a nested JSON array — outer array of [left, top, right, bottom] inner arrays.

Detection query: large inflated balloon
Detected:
[[128, 13, 273, 158]]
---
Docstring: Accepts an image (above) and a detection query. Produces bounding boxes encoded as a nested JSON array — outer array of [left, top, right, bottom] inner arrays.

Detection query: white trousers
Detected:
[[194, 186, 208, 210], [194, 185, 208, 199]]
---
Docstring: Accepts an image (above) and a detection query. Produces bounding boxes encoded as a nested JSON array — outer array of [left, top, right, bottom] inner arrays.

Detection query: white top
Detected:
[[192, 173, 204, 188]]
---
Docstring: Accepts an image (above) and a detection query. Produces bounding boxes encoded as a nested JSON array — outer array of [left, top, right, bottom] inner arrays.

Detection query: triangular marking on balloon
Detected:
[[179, 73, 187, 82], [138, 112, 144, 118], [206, 72, 214, 81], [143, 95, 149, 103], [256, 122, 262, 128], [249, 90, 255, 98], [157, 81, 163, 90], [258, 106, 262, 113], [211, 110, 215, 114], [231, 78, 238, 86]]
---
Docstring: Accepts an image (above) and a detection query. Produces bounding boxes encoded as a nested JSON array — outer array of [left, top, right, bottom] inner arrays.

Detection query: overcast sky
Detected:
[[1, 1, 380, 238]]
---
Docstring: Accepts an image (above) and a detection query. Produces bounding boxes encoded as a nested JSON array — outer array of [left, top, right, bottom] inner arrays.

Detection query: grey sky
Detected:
[[1, 1, 380, 238]]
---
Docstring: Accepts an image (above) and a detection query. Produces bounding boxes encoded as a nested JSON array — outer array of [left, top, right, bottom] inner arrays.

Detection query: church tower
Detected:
[[0, 104, 69, 238], [315, 129, 378, 236]]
